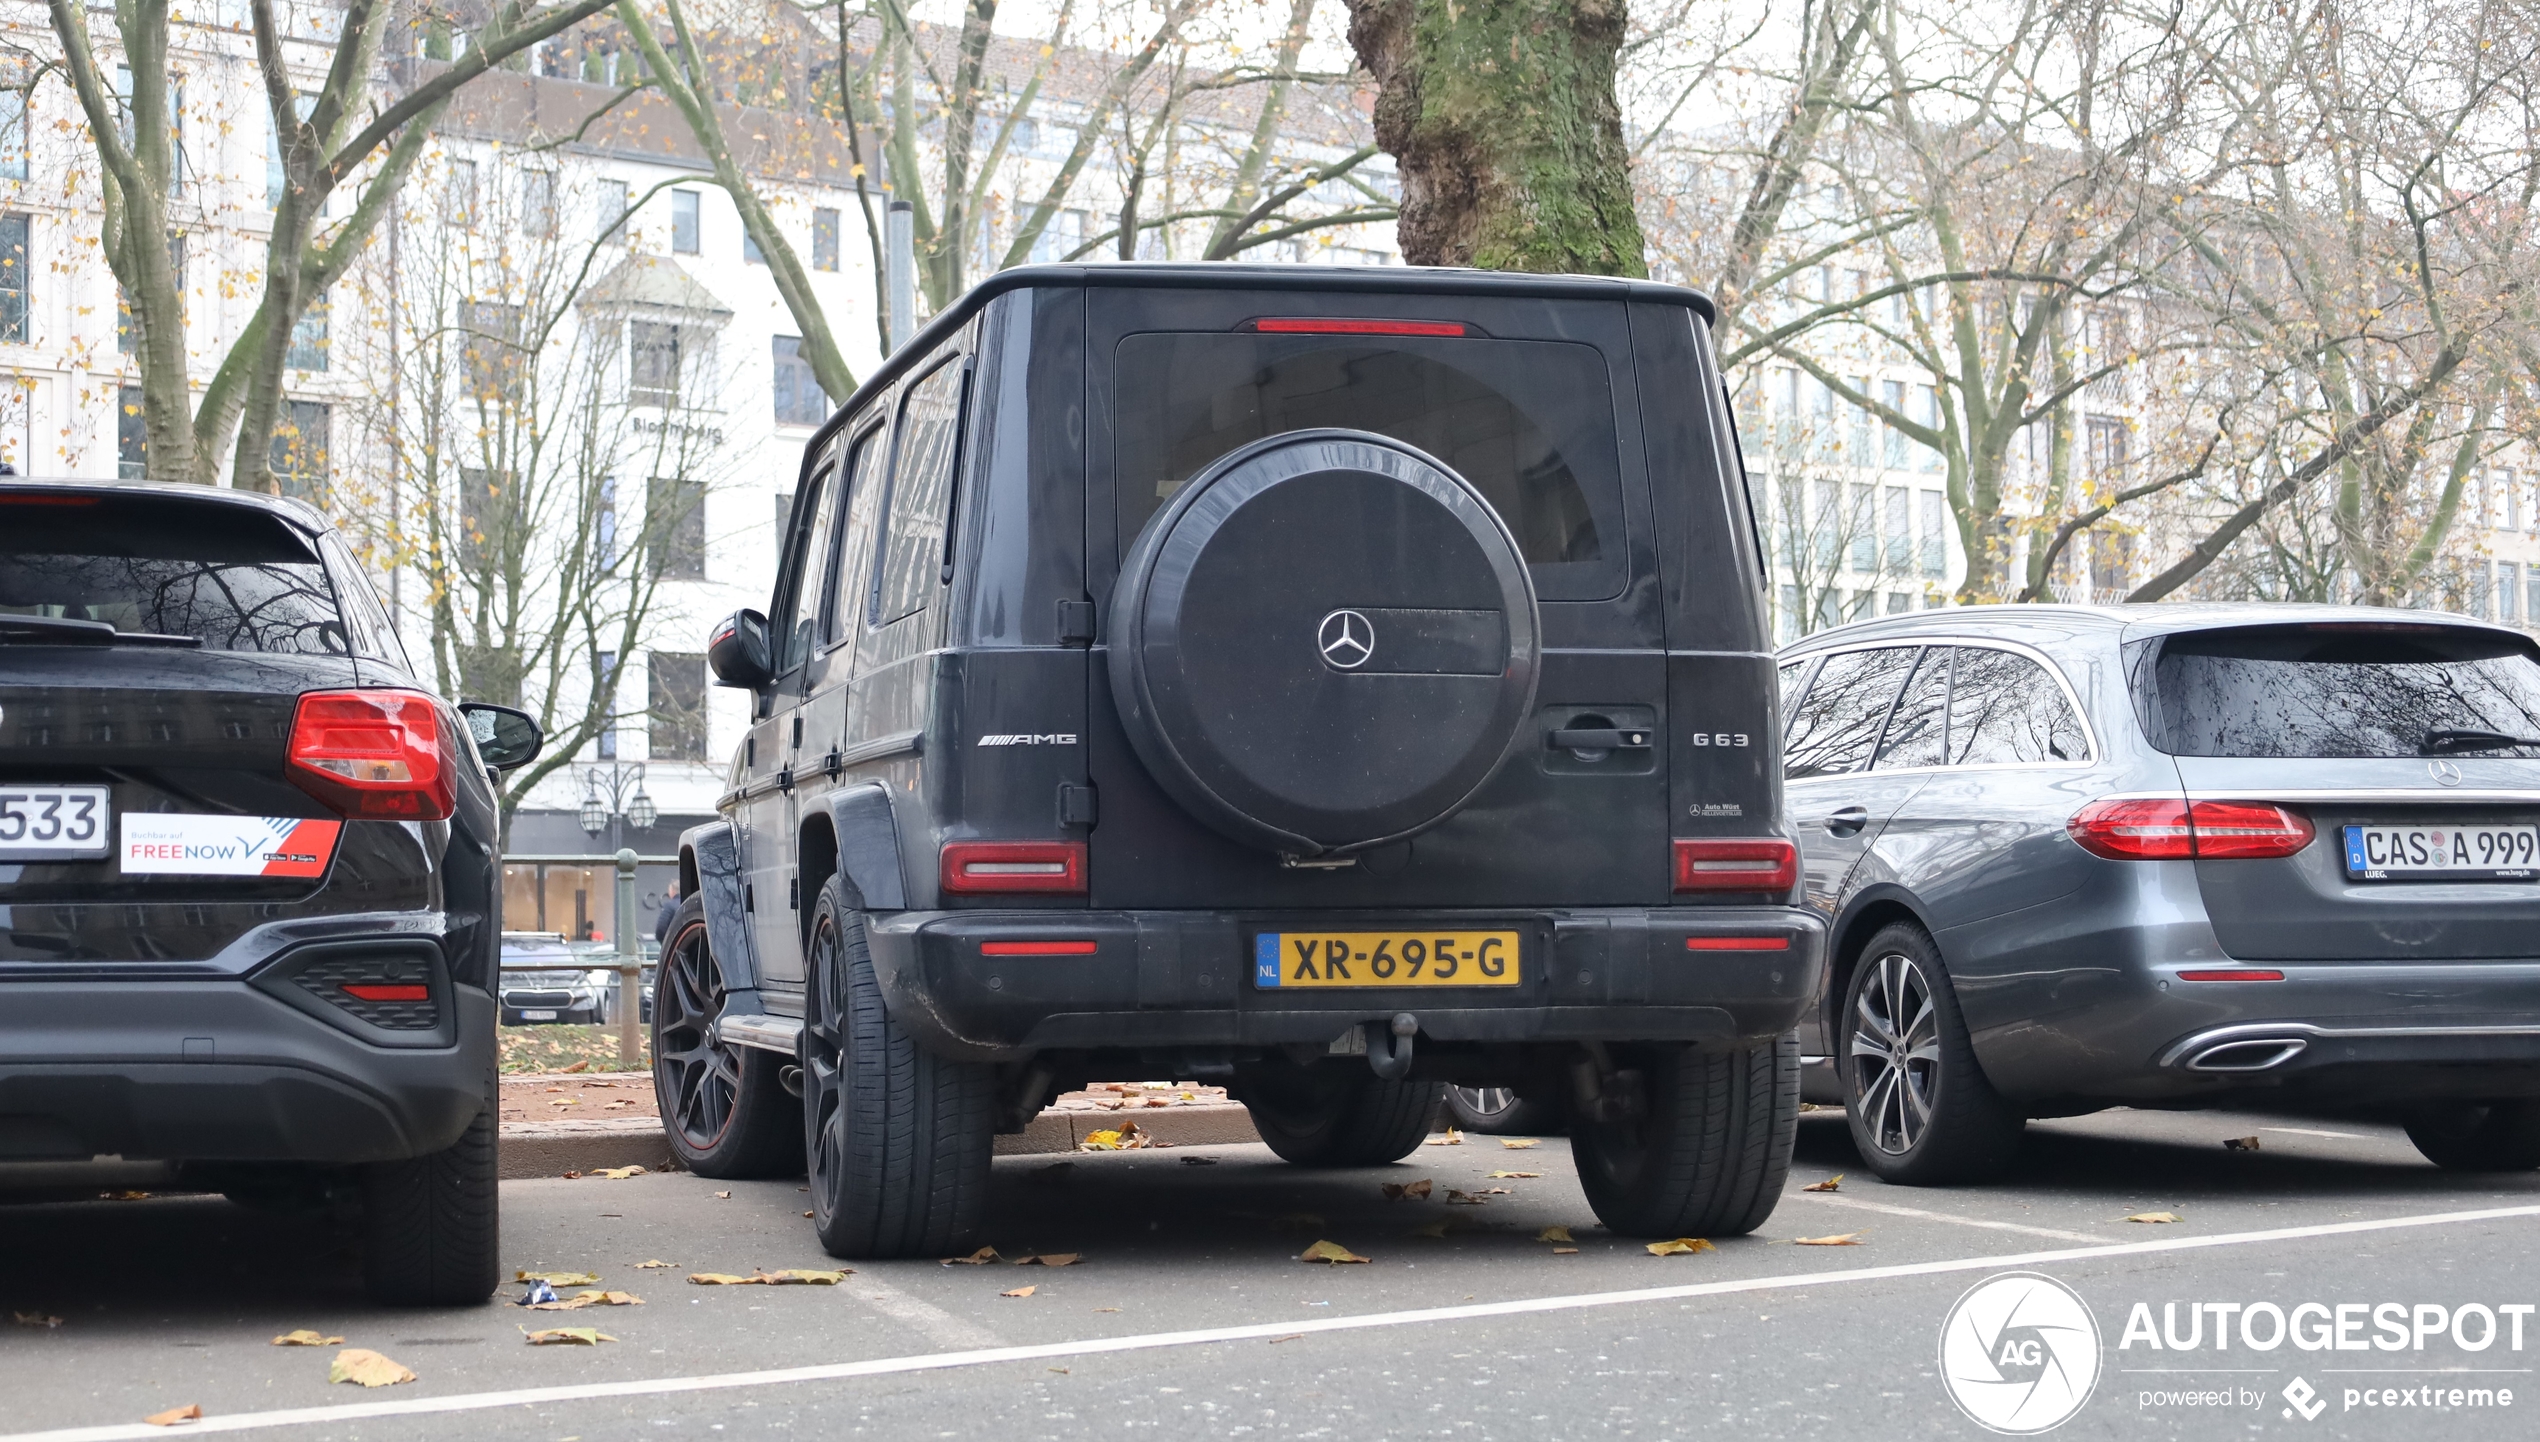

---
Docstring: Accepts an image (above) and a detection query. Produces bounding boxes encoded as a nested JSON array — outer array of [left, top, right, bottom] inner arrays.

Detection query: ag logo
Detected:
[[1316, 609, 1375, 670], [1938, 1272, 2101, 1433]]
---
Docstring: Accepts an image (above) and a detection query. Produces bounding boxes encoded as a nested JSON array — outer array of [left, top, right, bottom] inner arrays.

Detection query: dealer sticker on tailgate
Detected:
[[121, 815, 343, 877], [1255, 931, 1522, 989]]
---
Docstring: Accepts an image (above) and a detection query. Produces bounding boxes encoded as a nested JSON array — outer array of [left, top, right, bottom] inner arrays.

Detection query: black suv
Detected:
[[0, 481, 542, 1304], [656, 265, 1820, 1257]]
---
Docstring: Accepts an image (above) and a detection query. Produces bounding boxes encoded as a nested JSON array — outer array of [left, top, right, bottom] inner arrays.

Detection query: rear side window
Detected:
[[1949, 647, 2090, 765], [1784, 647, 1917, 778], [2144, 624, 2540, 758], [1113, 334, 1627, 600], [0, 496, 343, 653], [1875, 648, 1949, 769], [1776, 658, 1816, 737], [873, 358, 969, 626]]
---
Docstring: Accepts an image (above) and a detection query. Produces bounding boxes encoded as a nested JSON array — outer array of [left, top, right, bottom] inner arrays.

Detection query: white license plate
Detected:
[[0, 786, 111, 860], [2343, 824, 2540, 880], [517, 1009, 559, 1021]]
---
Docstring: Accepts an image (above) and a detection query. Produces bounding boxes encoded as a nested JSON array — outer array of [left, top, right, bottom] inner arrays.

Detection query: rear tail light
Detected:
[[2068, 799, 2313, 860], [2179, 969, 2286, 982], [1672, 839, 1799, 892], [979, 939, 1100, 956], [941, 841, 1088, 894], [1685, 935, 1792, 952], [286, 690, 457, 821]]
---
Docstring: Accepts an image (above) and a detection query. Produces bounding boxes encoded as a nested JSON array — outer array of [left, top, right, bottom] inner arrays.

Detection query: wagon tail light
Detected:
[[285, 690, 459, 821], [941, 840, 1088, 894], [2068, 799, 2314, 860], [1672, 838, 1799, 892]]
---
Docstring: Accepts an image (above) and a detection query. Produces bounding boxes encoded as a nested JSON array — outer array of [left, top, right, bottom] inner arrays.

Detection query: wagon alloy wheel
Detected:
[[1442, 1085, 1567, 1137], [1836, 921, 2023, 1185], [647, 895, 803, 1178], [1850, 950, 1940, 1155]]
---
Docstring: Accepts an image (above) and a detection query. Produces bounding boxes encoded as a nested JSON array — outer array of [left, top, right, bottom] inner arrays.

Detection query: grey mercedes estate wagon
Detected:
[[1780, 604, 2540, 1183]]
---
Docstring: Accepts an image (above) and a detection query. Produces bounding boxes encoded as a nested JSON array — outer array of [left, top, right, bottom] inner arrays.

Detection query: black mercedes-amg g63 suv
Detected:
[[655, 265, 1819, 1258]]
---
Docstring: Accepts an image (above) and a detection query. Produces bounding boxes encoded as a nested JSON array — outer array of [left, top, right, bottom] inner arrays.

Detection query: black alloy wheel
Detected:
[[1838, 922, 2022, 1185], [650, 895, 801, 1178]]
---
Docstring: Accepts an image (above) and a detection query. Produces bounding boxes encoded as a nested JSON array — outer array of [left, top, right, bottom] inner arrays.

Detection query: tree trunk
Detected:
[[1345, 0, 1644, 275]]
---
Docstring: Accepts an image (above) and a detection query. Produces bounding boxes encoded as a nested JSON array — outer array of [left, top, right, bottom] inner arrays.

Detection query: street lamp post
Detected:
[[579, 763, 657, 1065]]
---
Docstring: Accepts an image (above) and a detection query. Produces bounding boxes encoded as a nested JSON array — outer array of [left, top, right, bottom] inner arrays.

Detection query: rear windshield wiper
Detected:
[[2421, 728, 2540, 755], [0, 614, 200, 647]]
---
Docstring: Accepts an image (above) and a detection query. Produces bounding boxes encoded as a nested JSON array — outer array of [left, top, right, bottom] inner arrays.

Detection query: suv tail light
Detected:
[[942, 840, 1088, 894], [1672, 838, 1798, 892], [2068, 799, 2313, 859], [286, 690, 457, 821]]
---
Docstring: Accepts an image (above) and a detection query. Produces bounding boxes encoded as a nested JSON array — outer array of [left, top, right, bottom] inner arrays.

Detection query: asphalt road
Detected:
[[4, 1106, 2538, 1441]]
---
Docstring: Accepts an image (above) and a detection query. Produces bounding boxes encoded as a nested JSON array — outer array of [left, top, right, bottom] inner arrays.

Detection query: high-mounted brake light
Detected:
[[2068, 799, 2313, 860], [980, 939, 1100, 956], [1672, 839, 1799, 892], [1251, 317, 1467, 337], [1685, 935, 1792, 952], [286, 690, 457, 821], [941, 841, 1088, 894]]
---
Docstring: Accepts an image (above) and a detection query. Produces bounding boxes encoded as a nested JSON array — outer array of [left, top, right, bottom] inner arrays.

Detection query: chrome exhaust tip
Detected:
[[2184, 1037, 2309, 1073]]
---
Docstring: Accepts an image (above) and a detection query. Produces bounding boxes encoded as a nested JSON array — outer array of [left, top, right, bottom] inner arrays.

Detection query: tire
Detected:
[[2405, 1102, 2540, 1171], [1241, 1064, 1444, 1167], [1572, 1034, 1798, 1237], [803, 876, 995, 1259], [652, 895, 804, 1179], [1840, 922, 2023, 1185], [361, 1096, 499, 1306], [1443, 1085, 1567, 1136]]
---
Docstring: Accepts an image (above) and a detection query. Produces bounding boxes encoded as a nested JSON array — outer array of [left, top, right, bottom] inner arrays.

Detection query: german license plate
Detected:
[[0, 785, 110, 860], [1254, 931, 1521, 989], [519, 1009, 559, 1021], [2343, 824, 2540, 881]]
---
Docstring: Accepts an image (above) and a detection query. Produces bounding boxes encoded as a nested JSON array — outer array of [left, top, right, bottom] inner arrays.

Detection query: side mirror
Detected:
[[708, 609, 774, 690], [458, 702, 544, 773]]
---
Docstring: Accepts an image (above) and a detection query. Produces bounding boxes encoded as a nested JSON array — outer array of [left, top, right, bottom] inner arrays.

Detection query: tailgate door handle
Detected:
[[1825, 806, 1870, 837], [1548, 728, 1653, 750]]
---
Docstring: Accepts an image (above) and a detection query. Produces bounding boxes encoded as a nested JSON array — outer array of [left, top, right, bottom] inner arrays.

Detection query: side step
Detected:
[[715, 1013, 805, 1056]]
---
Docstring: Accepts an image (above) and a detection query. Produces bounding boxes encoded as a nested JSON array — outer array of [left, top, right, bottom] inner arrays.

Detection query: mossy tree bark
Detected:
[[1345, 0, 1645, 276]]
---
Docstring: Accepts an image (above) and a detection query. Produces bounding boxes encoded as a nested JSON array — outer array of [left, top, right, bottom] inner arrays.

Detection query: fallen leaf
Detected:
[[713, 1191, 732, 1199], [1487, 1170, 1541, 1179], [1551, 1247, 1579, 1255], [271, 1329, 344, 1346], [561, 1060, 590, 1074], [592, 1166, 646, 1180], [756, 1269, 848, 1285], [1379, 1179, 1433, 1202], [1299, 1239, 1370, 1264], [1094, 1307, 1121, 1313], [1001, 1285, 1037, 1298], [1794, 1233, 1864, 1246], [2224, 1136, 2261, 1152], [1424, 1128, 1464, 1146], [13, 1312, 63, 1328], [1410, 1218, 1453, 1239], [801, 1210, 814, 1218], [635, 1260, 677, 1269], [143, 1404, 201, 1426], [1016, 1254, 1080, 1267], [1536, 1226, 1573, 1244], [1079, 1129, 1126, 1150], [2127, 1211, 2183, 1224], [686, 1273, 760, 1286], [523, 1327, 615, 1345], [560, 1171, 580, 1180], [599, 1291, 645, 1305], [1445, 1187, 1511, 1205], [515, 1270, 600, 1287], [103, 1190, 151, 1201], [943, 1247, 1002, 1266], [1499, 1138, 1541, 1150], [1801, 1174, 1843, 1193], [1646, 1237, 1716, 1256], [1268, 1333, 1305, 1344], [328, 1348, 416, 1387], [1180, 1156, 1217, 1167]]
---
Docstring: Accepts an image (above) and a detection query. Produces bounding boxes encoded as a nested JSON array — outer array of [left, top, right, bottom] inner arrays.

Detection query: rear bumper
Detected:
[[0, 980, 492, 1163], [863, 906, 1822, 1061]]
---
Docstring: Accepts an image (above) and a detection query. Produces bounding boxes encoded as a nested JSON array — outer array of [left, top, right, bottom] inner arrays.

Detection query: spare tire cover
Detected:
[[1108, 428, 1541, 857]]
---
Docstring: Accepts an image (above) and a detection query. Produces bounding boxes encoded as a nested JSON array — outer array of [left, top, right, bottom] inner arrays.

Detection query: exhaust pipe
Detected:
[[2184, 1037, 2308, 1073]]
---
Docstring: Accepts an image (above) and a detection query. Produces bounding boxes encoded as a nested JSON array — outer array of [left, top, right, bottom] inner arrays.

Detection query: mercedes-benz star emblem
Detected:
[[1317, 609, 1375, 670], [2431, 758, 2465, 787]]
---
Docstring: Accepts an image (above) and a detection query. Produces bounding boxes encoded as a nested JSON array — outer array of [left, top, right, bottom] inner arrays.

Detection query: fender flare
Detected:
[[822, 784, 908, 911], [678, 820, 762, 992]]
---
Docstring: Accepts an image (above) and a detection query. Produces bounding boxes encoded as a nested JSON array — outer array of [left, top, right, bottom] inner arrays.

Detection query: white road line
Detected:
[[1786, 1189, 2104, 1243], [841, 1273, 1001, 1351], [13, 1200, 2539, 1442]]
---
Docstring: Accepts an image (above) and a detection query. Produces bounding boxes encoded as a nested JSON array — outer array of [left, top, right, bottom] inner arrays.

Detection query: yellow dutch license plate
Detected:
[[1254, 931, 1522, 989]]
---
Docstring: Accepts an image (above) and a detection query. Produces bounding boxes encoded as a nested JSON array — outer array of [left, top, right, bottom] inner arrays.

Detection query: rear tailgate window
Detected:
[[1, 495, 344, 653], [2138, 623, 2540, 758]]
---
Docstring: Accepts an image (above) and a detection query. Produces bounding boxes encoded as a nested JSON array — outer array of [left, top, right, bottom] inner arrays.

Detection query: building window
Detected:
[[1, 84, 30, 180], [648, 651, 709, 761], [648, 476, 705, 579], [269, 399, 330, 501], [1919, 490, 1946, 579], [459, 467, 508, 569], [742, 226, 764, 264], [2503, 563, 2524, 625], [772, 336, 827, 426], [523, 168, 557, 238], [596, 179, 630, 243], [286, 288, 328, 370], [628, 321, 680, 406], [595, 648, 619, 758], [448, 158, 478, 224], [671, 190, 700, 254], [117, 383, 146, 480], [461, 300, 525, 403], [812, 208, 840, 271], [0, 213, 26, 343]]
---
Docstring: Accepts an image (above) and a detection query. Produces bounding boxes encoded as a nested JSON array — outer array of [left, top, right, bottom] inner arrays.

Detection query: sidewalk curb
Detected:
[[499, 1104, 1261, 1178]]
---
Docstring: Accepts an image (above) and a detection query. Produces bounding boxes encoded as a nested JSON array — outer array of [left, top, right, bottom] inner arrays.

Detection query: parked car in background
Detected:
[[0, 480, 543, 1304], [1780, 604, 2540, 1183], [499, 933, 615, 1026]]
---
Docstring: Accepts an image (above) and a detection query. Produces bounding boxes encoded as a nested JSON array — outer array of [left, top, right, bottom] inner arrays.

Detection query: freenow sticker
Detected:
[[120, 815, 343, 878]]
